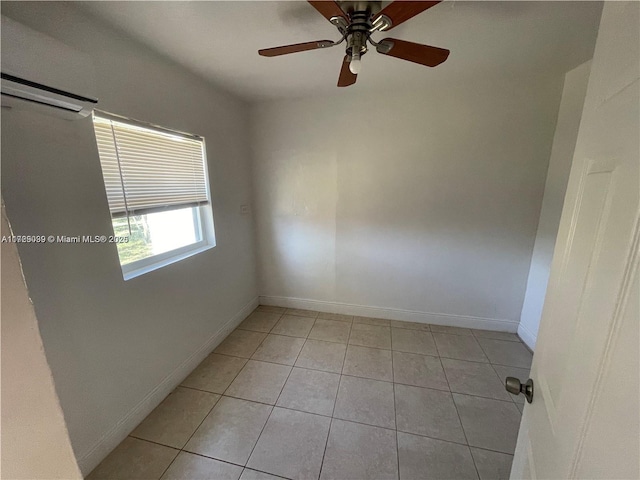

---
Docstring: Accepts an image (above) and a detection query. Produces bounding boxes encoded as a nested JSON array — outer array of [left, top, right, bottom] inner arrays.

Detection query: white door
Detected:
[[510, 2, 639, 479]]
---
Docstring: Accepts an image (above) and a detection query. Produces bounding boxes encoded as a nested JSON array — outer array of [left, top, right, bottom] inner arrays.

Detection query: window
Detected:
[[93, 112, 215, 280]]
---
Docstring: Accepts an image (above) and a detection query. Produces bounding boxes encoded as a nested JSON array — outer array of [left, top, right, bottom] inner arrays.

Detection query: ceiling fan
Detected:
[[258, 1, 450, 87]]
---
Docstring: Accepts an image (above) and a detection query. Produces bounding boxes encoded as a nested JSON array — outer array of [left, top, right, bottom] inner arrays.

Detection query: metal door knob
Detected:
[[505, 377, 534, 403]]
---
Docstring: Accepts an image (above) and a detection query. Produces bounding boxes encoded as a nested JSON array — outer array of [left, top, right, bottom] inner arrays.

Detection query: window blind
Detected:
[[93, 114, 209, 218]]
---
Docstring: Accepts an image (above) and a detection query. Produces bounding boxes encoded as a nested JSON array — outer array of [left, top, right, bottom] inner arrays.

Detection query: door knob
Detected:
[[505, 377, 534, 403]]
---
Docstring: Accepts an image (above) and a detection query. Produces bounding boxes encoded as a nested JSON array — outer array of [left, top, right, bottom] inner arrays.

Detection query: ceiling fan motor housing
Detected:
[[343, 8, 374, 58], [337, 1, 382, 17]]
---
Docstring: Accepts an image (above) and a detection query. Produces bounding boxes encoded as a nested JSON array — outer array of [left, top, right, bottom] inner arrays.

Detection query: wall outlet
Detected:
[[240, 204, 250, 215]]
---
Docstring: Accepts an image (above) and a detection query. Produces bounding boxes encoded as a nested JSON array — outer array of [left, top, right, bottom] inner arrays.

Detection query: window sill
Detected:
[[122, 243, 215, 281]]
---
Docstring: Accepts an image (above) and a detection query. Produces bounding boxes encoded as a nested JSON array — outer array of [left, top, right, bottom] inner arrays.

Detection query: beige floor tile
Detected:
[[276, 367, 340, 416], [184, 396, 272, 465], [398, 432, 478, 480], [453, 393, 521, 454], [476, 338, 533, 368], [256, 305, 286, 314], [247, 407, 330, 480], [320, 419, 398, 480], [431, 325, 474, 336], [471, 329, 520, 342], [308, 319, 351, 344], [393, 351, 449, 391], [491, 365, 530, 406], [442, 358, 512, 401], [433, 333, 489, 362], [349, 323, 392, 350], [96, 311, 528, 480], [391, 328, 438, 356], [389, 320, 430, 331], [226, 360, 292, 404], [285, 308, 318, 318], [294, 339, 346, 373], [240, 469, 285, 480], [395, 384, 466, 443], [470, 447, 514, 480], [181, 353, 247, 394], [87, 437, 178, 480], [343, 345, 393, 381], [334, 375, 396, 429], [270, 315, 316, 338], [214, 330, 267, 358], [160, 452, 243, 480], [353, 316, 391, 327], [251, 334, 305, 366], [317, 312, 353, 322], [238, 312, 281, 333], [131, 387, 219, 449]]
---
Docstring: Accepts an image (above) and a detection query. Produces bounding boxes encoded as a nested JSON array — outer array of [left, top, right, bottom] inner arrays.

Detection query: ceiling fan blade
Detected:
[[337, 56, 357, 87], [259, 40, 334, 57], [376, 38, 449, 67], [307, 1, 348, 22], [372, 1, 441, 30]]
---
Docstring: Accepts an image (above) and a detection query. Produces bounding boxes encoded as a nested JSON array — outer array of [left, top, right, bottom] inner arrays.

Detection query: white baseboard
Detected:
[[517, 322, 538, 350], [76, 295, 259, 476], [260, 295, 518, 333]]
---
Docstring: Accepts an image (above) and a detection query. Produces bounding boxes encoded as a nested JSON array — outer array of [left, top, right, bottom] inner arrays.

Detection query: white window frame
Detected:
[[93, 112, 216, 280], [121, 204, 216, 281]]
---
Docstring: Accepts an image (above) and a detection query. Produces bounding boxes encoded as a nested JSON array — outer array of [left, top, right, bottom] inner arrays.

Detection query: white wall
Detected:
[[1, 204, 82, 479], [1, 2, 257, 474], [518, 61, 592, 349], [251, 76, 564, 331]]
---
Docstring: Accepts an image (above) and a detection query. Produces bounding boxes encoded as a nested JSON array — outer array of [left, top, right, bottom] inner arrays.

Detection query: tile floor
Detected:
[[88, 307, 533, 480]]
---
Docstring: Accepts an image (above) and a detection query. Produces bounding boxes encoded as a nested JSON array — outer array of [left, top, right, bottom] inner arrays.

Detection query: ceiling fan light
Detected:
[[349, 54, 361, 75]]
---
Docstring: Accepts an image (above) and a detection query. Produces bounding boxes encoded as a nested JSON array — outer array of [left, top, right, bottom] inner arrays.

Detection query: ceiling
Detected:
[[77, 1, 603, 102]]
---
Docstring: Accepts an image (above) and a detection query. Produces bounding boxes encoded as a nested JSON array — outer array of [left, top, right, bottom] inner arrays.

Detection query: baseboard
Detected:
[[76, 295, 259, 476], [260, 295, 518, 333], [517, 322, 538, 350]]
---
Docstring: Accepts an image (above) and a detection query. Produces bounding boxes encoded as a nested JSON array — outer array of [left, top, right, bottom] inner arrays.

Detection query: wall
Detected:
[[518, 61, 592, 349], [251, 76, 563, 331], [1, 204, 82, 479], [1, 2, 257, 474]]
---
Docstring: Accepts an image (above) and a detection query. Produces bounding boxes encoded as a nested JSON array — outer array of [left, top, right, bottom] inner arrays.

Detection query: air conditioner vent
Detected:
[[1, 16, 98, 120]]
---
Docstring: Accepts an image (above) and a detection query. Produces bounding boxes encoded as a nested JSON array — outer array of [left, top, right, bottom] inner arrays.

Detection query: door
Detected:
[[510, 2, 639, 479]]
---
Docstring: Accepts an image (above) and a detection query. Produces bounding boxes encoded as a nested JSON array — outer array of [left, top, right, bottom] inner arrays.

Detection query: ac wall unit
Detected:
[[1, 15, 98, 120]]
